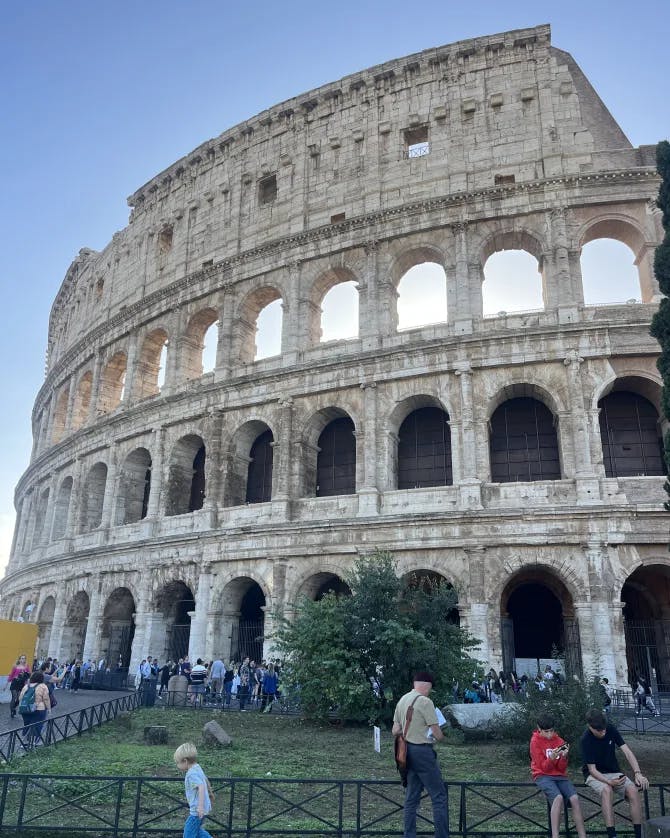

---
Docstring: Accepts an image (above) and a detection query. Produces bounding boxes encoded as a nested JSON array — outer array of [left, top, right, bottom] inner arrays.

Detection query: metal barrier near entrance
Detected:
[[0, 775, 668, 836], [0, 692, 139, 762]]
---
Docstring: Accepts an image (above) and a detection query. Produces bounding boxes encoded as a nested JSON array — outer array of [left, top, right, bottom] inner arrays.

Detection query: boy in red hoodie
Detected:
[[530, 713, 587, 838]]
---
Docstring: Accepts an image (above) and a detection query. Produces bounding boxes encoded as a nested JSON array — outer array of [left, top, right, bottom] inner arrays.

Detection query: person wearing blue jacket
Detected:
[[260, 663, 278, 712]]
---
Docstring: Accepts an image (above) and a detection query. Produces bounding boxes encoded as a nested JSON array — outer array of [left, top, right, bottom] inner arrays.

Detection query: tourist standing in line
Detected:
[[530, 713, 587, 838], [209, 657, 225, 700], [392, 671, 448, 838], [173, 742, 214, 838], [581, 708, 649, 838], [18, 670, 51, 747], [5, 654, 31, 718], [260, 663, 278, 712], [70, 660, 82, 692]]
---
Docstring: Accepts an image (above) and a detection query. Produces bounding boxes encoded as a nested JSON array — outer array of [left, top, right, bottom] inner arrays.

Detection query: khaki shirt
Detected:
[[393, 689, 439, 744]]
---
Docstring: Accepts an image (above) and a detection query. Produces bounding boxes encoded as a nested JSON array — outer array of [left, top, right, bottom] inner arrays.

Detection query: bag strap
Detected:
[[402, 695, 421, 739]]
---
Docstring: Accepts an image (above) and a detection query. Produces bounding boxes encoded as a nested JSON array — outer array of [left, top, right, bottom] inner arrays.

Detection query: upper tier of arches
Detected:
[[33, 211, 661, 456]]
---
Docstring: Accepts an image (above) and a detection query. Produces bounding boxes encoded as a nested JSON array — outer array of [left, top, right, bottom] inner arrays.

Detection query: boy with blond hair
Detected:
[[173, 742, 214, 838]]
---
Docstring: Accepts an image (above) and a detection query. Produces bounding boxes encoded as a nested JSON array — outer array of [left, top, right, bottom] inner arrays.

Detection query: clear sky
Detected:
[[0, 1, 668, 579]]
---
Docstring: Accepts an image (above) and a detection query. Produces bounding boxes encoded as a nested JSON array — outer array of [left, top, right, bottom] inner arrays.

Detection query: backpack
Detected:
[[19, 685, 37, 714], [394, 695, 420, 787]]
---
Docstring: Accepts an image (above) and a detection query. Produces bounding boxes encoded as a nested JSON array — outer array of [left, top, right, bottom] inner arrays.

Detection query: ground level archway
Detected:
[[154, 581, 195, 663], [622, 563, 670, 690], [101, 588, 136, 668], [501, 569, 582, 679]]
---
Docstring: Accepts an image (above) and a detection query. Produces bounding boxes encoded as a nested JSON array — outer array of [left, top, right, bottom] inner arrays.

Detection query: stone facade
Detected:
[[2, 24, 669, 688]]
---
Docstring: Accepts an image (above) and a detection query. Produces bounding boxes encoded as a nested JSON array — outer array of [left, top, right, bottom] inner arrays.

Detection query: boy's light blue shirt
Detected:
[[184, 763, 212, 816]]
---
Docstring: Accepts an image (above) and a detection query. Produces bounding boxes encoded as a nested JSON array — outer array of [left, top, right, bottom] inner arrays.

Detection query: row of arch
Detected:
[[19, 561, 670, 690], [19, 385, 665, 553], [40, 217, 655, 449]]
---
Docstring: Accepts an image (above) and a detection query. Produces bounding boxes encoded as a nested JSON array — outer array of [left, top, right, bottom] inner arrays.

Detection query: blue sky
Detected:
[[0, 1, 668, 576]]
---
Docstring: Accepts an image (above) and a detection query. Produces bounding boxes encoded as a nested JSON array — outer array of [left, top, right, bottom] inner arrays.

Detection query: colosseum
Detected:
[[1, 23, 668, 691]]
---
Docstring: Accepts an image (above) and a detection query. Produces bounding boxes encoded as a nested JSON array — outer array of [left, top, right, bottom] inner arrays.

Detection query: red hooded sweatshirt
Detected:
[[529, 729, 569, 778]]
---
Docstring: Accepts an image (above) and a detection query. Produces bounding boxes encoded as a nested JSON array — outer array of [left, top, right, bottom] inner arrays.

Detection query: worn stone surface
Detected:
[[144, 725, 168, 745], [0, 24, 667, 692], [202, 720, 232, 748], [445, 703, 518, 731]]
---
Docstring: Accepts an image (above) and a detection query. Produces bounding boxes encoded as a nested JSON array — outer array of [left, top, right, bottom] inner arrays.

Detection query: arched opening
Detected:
[[166, 435, 206, 516], [246, 429, 274, 504], [71, 371, 92, 431], [182, 308, 219, 379], [598, 391, 666, 477], [622, 564, 670, 691], [51, 387, 69, 444], [581, 238, 641, 305], [115, 448, 152, 525], [490, 397, 561, 483], [316, 416, 356, 496], [397, 406, 452, 489], [298, 572, 352, 601], [98, 352, 127, 413], [51, 476, 73, 540], [101, 588, 136, 670], [237, 287, 283, 362], [482, 250, 544, 316], [136, 329, 169, 399], [396, 263, 447, 331], [156, 581, 195, 663], [62, 591, 90, 662], [230, 579, 265, 661], [403, 570, 459, 625], [501, 570, 581, 679], [320, 281, 359, 342], [79, 462, 108, 532], [36, 596, 56, 659]]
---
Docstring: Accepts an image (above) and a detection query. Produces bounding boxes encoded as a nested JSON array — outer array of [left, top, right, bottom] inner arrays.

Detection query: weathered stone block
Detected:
[[144, 725, 168, 745], [202, 720, 233, 748]]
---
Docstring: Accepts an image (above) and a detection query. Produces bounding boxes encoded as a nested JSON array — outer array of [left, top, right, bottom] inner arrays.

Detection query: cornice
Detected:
[[35, 166, 658, 419]]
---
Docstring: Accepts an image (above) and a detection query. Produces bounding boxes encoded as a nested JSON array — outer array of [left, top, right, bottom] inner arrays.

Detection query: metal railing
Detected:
[[0, 692, 139, 762], [0, 775, 667, 836]]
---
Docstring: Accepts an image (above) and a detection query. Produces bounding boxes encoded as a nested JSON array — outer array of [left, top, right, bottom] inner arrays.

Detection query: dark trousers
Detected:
[[403, 743, 449, 838], [260, 691, 275, 712]]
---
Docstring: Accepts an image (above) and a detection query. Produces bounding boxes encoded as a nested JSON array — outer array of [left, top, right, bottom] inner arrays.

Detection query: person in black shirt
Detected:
[[580, 709, 649, 838]]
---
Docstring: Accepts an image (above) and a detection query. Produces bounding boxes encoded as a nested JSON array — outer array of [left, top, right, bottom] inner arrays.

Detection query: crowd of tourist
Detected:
[[134, 654, 283, 711]]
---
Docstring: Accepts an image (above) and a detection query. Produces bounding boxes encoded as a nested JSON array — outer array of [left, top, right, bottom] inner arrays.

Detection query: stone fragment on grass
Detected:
[[202, 720, 232, 747], [144, 725, 168, 745]]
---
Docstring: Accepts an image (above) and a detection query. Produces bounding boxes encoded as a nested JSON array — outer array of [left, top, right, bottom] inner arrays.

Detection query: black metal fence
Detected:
[[0, 692, 139, 762], [0, 774, 667, 836]]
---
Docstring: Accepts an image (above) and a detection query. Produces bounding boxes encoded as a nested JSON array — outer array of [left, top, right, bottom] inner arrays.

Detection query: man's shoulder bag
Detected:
[[394, 696, 420, 787]]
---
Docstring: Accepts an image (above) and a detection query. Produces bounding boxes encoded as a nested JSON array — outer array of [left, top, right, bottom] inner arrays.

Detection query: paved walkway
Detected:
[[0, 687, 135, 735]]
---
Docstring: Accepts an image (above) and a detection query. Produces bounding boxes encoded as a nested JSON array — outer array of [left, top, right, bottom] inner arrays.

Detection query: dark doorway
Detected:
[[490, 397, 560, 482], [507, 583, 563, 658], [231, 583, 265, 663], [397, 407, 452, 488], [316, 417, 356, 496], [246, 430, 274, 503]]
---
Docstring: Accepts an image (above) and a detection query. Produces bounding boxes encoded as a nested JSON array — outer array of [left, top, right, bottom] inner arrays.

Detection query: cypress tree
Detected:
[[649, 140, 670, 506]]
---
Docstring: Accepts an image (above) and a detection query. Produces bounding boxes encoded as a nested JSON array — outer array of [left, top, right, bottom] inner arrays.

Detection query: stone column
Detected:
[[82, 579, 104, 663], [43, 473, 59, 544], [163, 311, 181, 391], [455, 364, 482, 508], [451, 223, 474, 331], [280, 283, 300, 365], [188, 570, 212, 661], [47, 595, 68, 660], [636, 242, 661, 302], [563, 350, 601, 502], [100, 449, 119, 530], [581, 542, 619, 680], [122, 332, 139, 404], [272, 398, 294, 520], [66, 460, 82, 537], [88, 352, 104, 424], [464, 547, 491, 662], [359, 241, 381, 348], [358, 381, 380, 516], [215, 294, 233, 379], [146, 427, 166, 520], [129, 573, 153, 676]]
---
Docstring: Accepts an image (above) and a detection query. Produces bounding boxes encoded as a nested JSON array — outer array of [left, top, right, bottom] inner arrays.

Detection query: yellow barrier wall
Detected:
[[0, 620, 38, 676]]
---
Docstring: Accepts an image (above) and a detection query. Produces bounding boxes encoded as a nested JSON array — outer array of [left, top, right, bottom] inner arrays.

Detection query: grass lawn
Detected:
[[0, 709, 668, 836], [2, 706, 668, 782]]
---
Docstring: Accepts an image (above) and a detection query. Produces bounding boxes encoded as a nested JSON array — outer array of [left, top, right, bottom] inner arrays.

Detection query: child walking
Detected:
[[174, 742, 214, 838]]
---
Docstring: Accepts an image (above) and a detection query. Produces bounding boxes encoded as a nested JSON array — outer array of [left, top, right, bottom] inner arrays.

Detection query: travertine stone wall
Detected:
[[1, 25, 667, 687]]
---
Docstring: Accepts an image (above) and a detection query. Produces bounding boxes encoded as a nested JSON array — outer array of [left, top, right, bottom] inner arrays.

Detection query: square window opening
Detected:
[[259, 174, 277, 205], [404, 127, 430, 158]]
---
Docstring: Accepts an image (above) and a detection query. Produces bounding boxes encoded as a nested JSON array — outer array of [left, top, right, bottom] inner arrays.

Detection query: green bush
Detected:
[[492, 676, 605, 765]]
